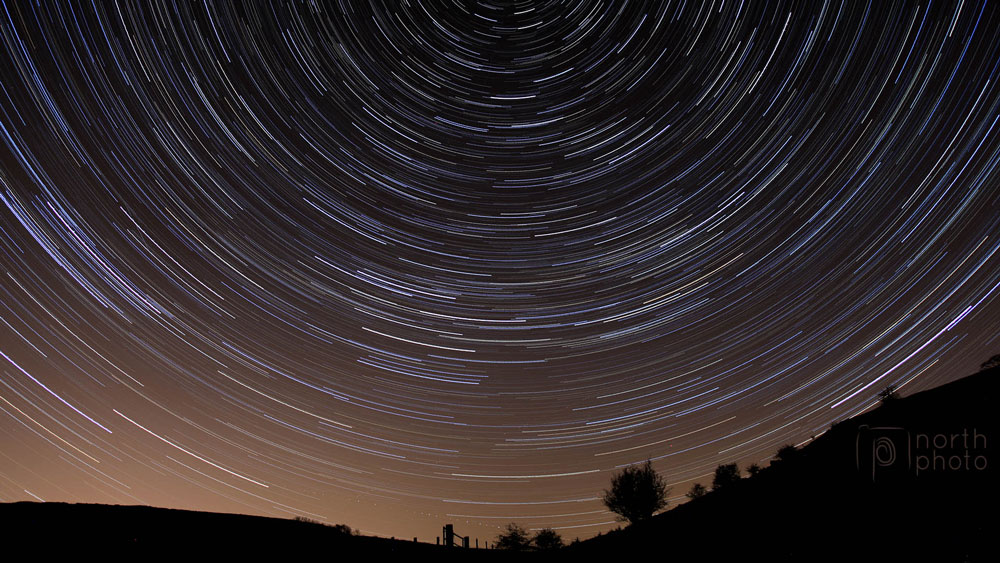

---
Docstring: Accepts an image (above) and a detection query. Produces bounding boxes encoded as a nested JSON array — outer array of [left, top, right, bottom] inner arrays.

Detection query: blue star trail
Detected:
[[1, 0, 999, 541]]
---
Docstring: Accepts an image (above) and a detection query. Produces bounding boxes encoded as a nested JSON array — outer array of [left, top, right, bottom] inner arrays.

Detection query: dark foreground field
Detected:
[[0, 501, 519, 560], [2, 366, 995, 560]]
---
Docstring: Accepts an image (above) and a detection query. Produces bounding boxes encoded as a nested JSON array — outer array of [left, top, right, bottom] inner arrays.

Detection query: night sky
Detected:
[[2, 0, 1000, 542]]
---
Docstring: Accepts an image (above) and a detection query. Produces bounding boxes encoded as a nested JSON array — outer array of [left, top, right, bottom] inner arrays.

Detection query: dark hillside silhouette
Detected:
[[567, 366, 996, 561], [0, 502, 518, 560], [1, 367, 993, 560]]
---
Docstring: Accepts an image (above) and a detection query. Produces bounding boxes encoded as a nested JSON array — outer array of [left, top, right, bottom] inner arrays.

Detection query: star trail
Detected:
[[1, 0, 1000, 541]]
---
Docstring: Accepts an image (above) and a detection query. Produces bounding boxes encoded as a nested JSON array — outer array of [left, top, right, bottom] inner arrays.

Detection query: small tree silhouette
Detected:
[[746, 463, 762, 476], [980, 354, 1000, 371], [496, 523, 532, 551], [601, 460, 668, 524], [532, 528, 564, 550], [686, 483, 707, 499], [711, 463, 740, 490], [878, 384, 900, 403]]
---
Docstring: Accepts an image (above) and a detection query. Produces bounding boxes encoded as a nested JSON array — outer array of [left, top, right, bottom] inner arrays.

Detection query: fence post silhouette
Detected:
[[443, 524, 454, 547]]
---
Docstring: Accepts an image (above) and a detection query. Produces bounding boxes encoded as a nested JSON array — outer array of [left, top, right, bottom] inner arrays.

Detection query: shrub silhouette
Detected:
[[686, 483, 707, 499], [532, 528, 564, 550], [293, 516, 322, 525], [773, 444, 799, 464], [878, 384, 900, 403], [746, 463, 762, 476], [711, 463, 740, 490], [601, 460, 668, 524], [980, 354, 1000, 371], [330, 523, 355, 535], [496, 523, 532, 551]]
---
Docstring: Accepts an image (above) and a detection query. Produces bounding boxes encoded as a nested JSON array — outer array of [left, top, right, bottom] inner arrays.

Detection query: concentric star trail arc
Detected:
[[1, 0, 999, 541]]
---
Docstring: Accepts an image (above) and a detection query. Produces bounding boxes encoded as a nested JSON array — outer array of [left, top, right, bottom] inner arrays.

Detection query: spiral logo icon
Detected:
[[857, 426, 909, 481], [873, 436, 897, 467]]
